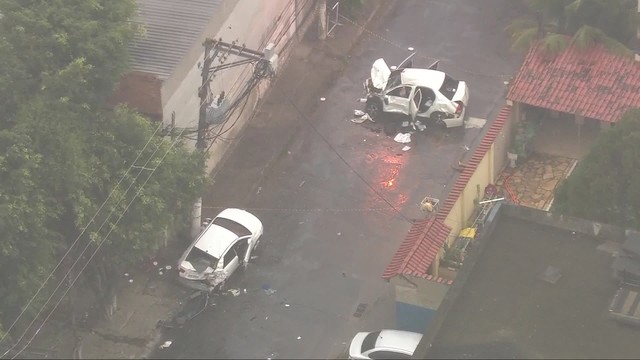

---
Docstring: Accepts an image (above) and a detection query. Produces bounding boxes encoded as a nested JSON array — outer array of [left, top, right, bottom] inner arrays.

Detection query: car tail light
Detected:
[[455, 101, 464, 115]]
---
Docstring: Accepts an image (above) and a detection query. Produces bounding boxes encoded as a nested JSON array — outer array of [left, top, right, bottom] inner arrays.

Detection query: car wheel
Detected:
[[365, 98, 382, 121], [431, 112, 447, 130]]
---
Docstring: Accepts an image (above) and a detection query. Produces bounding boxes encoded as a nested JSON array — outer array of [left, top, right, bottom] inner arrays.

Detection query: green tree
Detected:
[[505, 0, 639, 56], [0, 0, 207, 333], [554, 109, 640, 228], [0, 0, 138, 124]]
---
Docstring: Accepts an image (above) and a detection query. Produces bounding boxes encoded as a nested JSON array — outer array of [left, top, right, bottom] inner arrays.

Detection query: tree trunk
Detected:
[[317, 0, 327, 40], [92, 260, 118, 321]]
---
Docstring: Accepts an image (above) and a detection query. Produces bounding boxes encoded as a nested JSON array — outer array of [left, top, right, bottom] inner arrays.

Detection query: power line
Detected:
[[1, 127, 167, 358], [0, 120, 164, 351], [276, 86, 413, 224], [8, 123, 192, 360]]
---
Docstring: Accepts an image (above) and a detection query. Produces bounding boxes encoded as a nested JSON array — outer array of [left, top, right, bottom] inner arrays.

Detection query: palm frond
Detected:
[[505, 17, 537, 36], [510, 27, 539, 53], [571, 25, 633, 57], [539, 33, 569, 55]]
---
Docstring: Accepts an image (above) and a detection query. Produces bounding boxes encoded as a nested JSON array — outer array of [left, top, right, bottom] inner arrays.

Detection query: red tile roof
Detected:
[[507, 41, 640, 123], [382, 218, 452, 280], [436, 106, 512, 220], [382, 106, 512, 281]]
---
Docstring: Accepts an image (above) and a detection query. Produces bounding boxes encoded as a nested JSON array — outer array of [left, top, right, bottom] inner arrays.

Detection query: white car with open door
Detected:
[[177, 208, 263, 292], [363, 53, 469, 129]]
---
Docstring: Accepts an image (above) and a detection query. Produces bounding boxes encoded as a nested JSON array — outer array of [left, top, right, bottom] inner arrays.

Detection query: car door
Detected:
[[409, 88, 422, 123], [221, 246, 240, 279], [384, 85, 412, 114], [416, 87, 436, 117]]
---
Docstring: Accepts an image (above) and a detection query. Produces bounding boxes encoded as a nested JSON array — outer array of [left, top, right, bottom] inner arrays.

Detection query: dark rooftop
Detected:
[[428, 215, 640, 359]]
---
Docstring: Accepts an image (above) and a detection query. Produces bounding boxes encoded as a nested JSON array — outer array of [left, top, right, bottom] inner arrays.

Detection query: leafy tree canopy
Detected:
[[0, 0, 207, 335], [554, 109, 640, 229]]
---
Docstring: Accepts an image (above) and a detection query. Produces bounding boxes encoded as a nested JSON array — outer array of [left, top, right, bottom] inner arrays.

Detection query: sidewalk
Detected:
[[21, 1, 392, 359]]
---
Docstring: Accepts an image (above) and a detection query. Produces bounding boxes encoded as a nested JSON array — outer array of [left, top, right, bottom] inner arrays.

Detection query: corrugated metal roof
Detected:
[[129, 0, 221, 80]]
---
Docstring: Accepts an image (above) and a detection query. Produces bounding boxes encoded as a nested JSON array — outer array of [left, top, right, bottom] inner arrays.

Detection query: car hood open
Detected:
[[370, 58, 391, 90]]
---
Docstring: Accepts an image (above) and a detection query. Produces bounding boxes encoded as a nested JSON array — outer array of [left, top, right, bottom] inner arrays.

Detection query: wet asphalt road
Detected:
[[153, 1, 523, 358]]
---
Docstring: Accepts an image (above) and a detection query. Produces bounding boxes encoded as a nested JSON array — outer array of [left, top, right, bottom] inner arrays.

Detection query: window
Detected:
[[361, 331, 381, 353], [368, 350, 410, 359], [388, 86, 411, 99], [213, 217, 251, 237], [385, 72, 402, 90], [439, 75, 459, 100], [223, 248, 237, 267], [186, 247, 219, 272], [232, 239, 249, 261], [417, 87, 436, 112]]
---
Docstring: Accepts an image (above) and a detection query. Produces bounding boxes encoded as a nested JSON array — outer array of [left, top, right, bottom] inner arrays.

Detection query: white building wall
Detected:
[[161, 0, 309, 171]]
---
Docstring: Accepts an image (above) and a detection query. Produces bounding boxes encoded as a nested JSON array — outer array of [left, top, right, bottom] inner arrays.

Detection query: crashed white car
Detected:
[[177, 208, 263, 292], [363, 54, 469, 129]]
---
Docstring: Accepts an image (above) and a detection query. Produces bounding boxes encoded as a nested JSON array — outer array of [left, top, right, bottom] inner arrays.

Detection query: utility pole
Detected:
[[191, 38, 278, 239], [196, 39, 217, 152], [317, 0, 327, 40]]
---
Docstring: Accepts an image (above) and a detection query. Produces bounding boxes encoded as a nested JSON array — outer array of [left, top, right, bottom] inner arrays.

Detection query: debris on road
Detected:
[[228, 289, 241, 297], [124, 273, 129, 277], [159, 340, 173, 349], [284, 303, 291, 307], [297, 336, 302, 340], [165, 265, 172, 270], [402, 146, 411, 151], [354, 109, 365, 117], [358, 98, 367, 103], [128, 279, 134, 283], [262, 284, 277, 296], [320, 97, 326, 101], [394, 132, 412, 144], [337, 232, 341, 236], [264, 288, 277, 296], [465, 117, 486, 129], [350, 113, 372, 124], [299, 180, 305, 187], [414, 120, 427, 132]]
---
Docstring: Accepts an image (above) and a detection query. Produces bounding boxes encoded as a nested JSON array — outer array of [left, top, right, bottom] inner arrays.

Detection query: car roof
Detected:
[[217, 208, 263, 233], [375, 330, 423, 353], [400, 68, 446, 89], [194, 225, 238, 259]]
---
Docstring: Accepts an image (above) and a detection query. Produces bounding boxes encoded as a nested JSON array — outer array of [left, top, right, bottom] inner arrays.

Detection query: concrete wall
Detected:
[[161, 0, 315, 172], [414, 202, 505, 358], [503, 204, 626, 242], [391, 275, 451, 331], [492, 115, 512, 180]]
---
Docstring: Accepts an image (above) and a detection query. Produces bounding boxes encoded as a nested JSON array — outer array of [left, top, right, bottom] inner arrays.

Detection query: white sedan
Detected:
[[349, 329, 423, 359], [177, 208, 263, 292], [364, 54, 469, 129]]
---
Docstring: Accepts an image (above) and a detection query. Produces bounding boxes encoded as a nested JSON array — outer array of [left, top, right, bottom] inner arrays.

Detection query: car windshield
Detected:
[[186, 246, 219, 272], [213, 217, 251, 237], [385, 72, 402, 91], [439, 74, 459, 100], [361, 331, 381, 353]]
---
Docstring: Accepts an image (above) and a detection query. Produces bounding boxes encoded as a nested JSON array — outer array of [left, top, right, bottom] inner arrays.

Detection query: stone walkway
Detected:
[[496, 153, 577, 210]]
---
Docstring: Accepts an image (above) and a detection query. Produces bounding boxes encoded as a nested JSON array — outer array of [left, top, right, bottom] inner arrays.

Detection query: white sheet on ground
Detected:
[[394, 132, 412, 143]]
